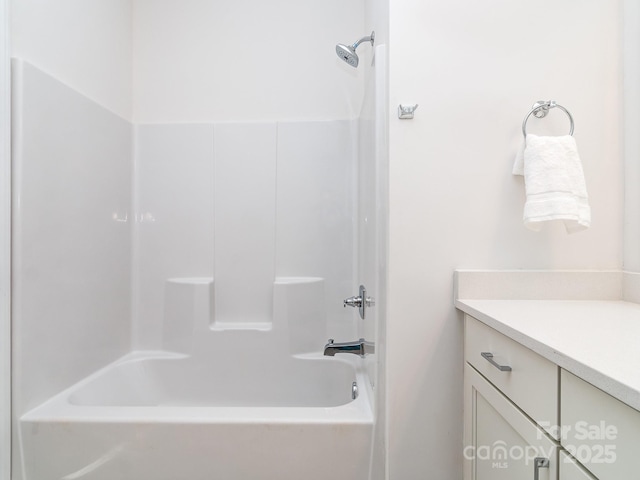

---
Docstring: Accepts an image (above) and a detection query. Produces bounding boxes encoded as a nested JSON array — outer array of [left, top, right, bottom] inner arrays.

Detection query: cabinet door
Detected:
[[561, 369, 640, 479], [464, 364, 558, 480], [559, 451, 597, 480]]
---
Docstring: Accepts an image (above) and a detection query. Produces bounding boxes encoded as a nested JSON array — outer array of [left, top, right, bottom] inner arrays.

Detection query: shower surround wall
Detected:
[[12, 60, 134, 406], [11, 60, 133, 480], [12, 59, 366, 480], [134, 120, 358, 346], [11, 65, 361, 368]]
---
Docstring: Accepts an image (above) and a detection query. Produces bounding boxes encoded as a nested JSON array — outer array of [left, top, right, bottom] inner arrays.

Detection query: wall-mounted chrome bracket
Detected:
[[343, 285, 375, 319], [398, 104, 419, 119], [531, 100, 556, 118]]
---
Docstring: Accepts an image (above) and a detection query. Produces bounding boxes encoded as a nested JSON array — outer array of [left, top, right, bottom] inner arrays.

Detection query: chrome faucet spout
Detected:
[[323, 338, 375, 357]]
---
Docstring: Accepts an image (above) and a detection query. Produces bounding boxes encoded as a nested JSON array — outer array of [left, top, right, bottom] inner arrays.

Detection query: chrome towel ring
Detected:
[[522, 100, 574, 138]]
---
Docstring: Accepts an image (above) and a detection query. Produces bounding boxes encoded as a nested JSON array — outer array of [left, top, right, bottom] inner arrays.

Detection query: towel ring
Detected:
[[522, 100, 574, 138]]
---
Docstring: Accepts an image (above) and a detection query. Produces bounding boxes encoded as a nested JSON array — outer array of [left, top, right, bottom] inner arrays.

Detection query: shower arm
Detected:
[[352, 31, 375, 49]]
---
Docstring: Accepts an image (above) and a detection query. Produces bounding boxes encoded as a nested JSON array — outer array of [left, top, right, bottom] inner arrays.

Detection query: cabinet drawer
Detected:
[[465, 315, 558, 438], [561, 370, 640, 480]]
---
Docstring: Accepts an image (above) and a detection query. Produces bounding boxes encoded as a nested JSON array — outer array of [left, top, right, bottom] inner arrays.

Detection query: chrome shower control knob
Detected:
[[343, 285, 375, 320], [343, 296, 363, 308]]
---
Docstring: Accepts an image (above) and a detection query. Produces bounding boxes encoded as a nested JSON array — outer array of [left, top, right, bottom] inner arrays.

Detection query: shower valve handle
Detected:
[[343, 296, 363, 308], [343, 285, 374, 320]]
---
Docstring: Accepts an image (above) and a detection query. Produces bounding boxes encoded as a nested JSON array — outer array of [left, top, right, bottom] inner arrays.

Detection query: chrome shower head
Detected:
[[336, 44, 359, 67], [335, 31, 375, 68]]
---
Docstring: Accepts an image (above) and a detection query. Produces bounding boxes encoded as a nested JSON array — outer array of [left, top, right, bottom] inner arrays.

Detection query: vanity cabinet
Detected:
[[464, 315, 558, 480], [464, 313, 640, 480]]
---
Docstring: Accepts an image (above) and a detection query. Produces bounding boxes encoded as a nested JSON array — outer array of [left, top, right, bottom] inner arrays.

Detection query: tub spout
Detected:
[[323, 338, 375, 357]]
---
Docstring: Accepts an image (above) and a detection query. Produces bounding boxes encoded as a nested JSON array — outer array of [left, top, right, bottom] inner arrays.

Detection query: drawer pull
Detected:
[[481, 352, 512, 371], [533, 457, 549, 480]]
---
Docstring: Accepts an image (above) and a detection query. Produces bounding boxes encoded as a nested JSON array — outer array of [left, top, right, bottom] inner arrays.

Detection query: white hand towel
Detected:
[[513, 134, 590, 233]]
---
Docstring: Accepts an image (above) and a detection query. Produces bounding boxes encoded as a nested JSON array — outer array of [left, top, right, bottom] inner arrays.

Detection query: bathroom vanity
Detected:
[[455, 271, 640, 480]]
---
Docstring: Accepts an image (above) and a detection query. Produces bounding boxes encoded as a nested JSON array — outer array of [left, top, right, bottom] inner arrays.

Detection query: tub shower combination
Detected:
[[14, 47, 382, 480], [13, 27, 382, 480], [19, 278, 374, 480]]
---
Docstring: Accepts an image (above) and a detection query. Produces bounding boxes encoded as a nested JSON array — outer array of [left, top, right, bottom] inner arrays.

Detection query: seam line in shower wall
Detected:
[[214, 122, 218, 300], [273, 122, 279, 285], [130, 123, 140, 350], [211, 123, 217, 328]]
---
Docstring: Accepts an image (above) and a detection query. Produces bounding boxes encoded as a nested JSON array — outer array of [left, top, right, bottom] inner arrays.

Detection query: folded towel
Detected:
[[513, 134, 590, 233]]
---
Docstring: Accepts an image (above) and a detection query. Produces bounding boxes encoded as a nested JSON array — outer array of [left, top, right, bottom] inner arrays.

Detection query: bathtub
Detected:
[[19, 351, 373, 480], [18, 277, 374, 479]]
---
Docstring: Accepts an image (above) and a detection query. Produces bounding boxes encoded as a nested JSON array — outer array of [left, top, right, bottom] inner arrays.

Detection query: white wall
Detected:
[[11, 0, 133, 120], [366, 0, 388, 52], [132, 0, 365, 123], [624, 0, 640, 272], [386, 1, 622, 478]]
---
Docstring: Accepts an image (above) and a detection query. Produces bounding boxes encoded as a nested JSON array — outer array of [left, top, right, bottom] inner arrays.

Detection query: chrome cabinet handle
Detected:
[[533, 457, 549, 480], [481, 352, 512, 371]]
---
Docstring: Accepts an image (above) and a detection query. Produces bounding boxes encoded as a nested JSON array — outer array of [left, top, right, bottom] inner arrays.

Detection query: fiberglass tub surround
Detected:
[[13, 59, 377, 480], [39, 277, 364, 410], [20, 278, 373, 480], [19, 277, 373, 480]]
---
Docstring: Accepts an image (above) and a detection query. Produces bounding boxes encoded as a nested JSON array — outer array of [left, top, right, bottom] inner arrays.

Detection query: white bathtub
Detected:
[[19, 351, 373, 480], [19, 277, 374, 480], [68, 354, 362, 409]]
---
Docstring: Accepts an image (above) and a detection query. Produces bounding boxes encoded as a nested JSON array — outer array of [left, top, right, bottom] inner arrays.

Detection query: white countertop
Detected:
[[456, 298, 640, 412]]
